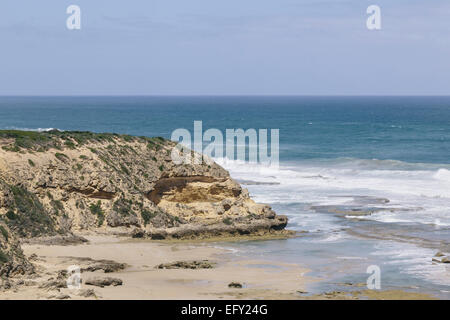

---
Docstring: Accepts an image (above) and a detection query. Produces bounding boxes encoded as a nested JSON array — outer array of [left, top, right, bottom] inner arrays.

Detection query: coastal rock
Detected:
[[47, 293, 71, 300], [432, 256, 450, 264], [20, 234, 88, 246], [76, 289, 97, 298], [85, 277, 123, 287], [131, 228, 146, 238], [156, 260, 216, 269], [56, 256, 127, 273], [81, 260, 127, 273], [38, 279, 67, 291], [228, 282, 243, 288], [0, 222, 35, 278]]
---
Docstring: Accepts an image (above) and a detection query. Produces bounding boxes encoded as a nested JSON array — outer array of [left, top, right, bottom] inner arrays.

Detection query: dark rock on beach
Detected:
[[156, 260, 216, 270], [85, 277, 123, 288], [228, 282, 243, 288]]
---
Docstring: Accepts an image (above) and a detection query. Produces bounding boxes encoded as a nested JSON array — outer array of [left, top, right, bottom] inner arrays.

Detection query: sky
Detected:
[[0, 0, 449, 95]]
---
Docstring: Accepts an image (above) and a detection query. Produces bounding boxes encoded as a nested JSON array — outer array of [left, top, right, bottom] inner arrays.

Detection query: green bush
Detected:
[[55, 153, 68, 161], [51, 200, 64, 215], [6, 210, 16, 220], [120, 164, 130, 175], [222, 217, 233, 225], [64, 140, 76, 149], [89, 201, 104, 226], [6, 186, 55, 237], [0, 130, 167, 152], [141, 210, 157, 226], [0, 225, 8, 241], [0, 250, 9, 264]]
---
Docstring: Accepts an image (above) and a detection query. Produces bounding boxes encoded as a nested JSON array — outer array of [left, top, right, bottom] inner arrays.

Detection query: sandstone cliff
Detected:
[[0, 130, 289, 251]]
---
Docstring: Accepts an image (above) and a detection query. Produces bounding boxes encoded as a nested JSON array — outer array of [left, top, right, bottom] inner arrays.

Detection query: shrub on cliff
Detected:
[[0, 222, 34, 277], [0, 130, 168, 153], [89, 201, 105, 226], [2, 185, 56, 238]]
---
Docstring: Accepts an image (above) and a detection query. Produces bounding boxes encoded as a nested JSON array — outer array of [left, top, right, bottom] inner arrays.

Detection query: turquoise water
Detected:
[[1, 96, 449, 298], [0, 96, 449, 163]]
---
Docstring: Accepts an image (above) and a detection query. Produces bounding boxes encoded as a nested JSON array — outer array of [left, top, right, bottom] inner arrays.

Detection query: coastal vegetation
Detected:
[[0, 130, 166, 153]]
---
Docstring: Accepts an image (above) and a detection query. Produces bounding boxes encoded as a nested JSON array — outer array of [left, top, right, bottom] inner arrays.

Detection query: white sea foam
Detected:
[[3, 126, 61, 132], [214, 157, 450, 290], [372, 242, 450, 287], [434, 168, 450, 182], [215, 157, 450, 227]]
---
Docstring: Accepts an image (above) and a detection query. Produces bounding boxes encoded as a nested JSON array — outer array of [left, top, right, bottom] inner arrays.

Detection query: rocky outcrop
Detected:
[[156, 260, 216, 269], [0, 222, 34, 277], [0, 130, 291, 277], [85, 277, 123, 288]]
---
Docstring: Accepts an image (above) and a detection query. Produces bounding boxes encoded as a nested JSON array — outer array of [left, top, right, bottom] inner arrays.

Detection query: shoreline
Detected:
[[0, 234, 437, 300]]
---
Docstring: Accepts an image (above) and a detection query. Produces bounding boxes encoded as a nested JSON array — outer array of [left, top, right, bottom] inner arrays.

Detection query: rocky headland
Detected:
[[0, 130, 290, 279]]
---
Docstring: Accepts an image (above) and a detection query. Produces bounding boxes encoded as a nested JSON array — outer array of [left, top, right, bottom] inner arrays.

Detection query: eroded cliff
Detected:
[[0, 130, 289, 247]]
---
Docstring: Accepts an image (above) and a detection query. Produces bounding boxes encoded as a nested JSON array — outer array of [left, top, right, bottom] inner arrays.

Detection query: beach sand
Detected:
[[0, 235, 310, 300], [0, 235, 436, 300]]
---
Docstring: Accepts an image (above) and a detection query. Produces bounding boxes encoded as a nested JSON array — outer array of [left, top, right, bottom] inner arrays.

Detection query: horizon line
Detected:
[[1, 94, 450, 98]]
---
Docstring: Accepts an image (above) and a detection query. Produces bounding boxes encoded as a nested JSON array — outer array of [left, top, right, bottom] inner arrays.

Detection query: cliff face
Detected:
[[0, 130, 289, 244], [0, 222, 34, 277]]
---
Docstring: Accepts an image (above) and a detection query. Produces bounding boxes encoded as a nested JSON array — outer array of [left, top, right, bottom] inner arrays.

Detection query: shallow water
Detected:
[[214, 158, 450, 298]]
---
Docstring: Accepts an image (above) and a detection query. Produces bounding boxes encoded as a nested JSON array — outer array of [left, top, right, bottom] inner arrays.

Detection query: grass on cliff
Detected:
[[0, 225, 8, 241], [222, 217, 233, 225], [2, 185, 56, 238], [141, 209, 158, 226], [89, 201, 105, 226], [0, 130, 167, 152], [0, 250, 9, 264]]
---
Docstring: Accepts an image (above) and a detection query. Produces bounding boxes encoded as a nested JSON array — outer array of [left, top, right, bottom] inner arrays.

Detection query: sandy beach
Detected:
[[0, 235, 437, 300], [0, 235, 311, 300]]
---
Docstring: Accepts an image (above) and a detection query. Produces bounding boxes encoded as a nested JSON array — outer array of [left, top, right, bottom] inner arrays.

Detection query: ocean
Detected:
[[1, 96, 449, 297]]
